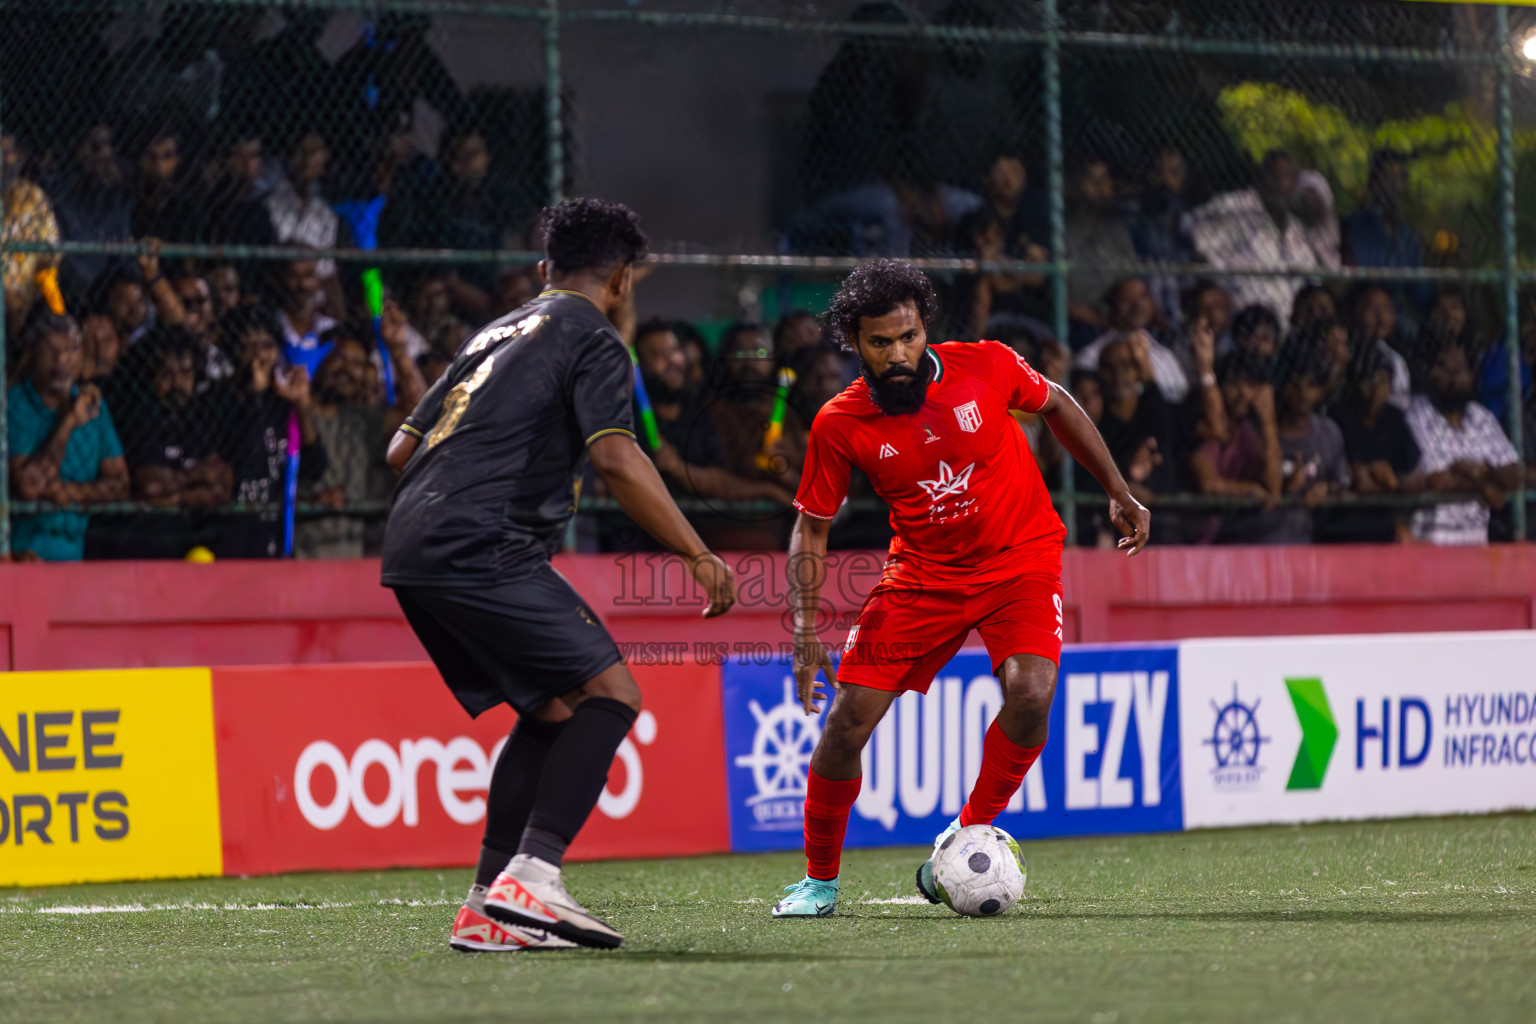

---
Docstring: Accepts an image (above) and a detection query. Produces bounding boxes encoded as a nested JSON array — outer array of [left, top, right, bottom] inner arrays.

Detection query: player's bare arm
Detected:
[[1038, 381, 1151, 555], [589, 433, 736, 617], [787, 511, 837, 714]]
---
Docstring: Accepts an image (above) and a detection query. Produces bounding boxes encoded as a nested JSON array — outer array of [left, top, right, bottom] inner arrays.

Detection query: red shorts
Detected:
[[837, 571, 1064, 693]]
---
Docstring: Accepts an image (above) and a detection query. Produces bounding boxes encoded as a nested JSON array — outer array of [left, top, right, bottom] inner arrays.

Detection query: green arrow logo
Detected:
[[1285, 678, 1337, 791]]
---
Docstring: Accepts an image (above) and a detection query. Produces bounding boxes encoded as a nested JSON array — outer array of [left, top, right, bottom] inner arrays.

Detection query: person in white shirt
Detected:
[[1075, 276, 1191, 402], [1189, 149, 1318, 332], [1406, 343, 1529, 545]]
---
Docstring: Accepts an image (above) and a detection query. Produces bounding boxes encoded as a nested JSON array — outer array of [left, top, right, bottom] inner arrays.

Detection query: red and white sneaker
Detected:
[[483, 854, 624, 949], [448, 904, 576, 953]]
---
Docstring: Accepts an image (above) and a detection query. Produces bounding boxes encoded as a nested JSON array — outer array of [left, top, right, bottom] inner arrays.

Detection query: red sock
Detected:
[[803, 770, 861, 881], [959, 721, 1044, 827]]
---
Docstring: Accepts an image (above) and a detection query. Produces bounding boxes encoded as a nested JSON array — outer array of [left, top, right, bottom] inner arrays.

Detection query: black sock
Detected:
[[517, 697, 638, 868], [475, 716, 566, 888]]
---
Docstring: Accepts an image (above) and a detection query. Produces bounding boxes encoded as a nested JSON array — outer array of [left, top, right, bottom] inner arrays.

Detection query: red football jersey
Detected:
[[794, 340, 1065, 584]]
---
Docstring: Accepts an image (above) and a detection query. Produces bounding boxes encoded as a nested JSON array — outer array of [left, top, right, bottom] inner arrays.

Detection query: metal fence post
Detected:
[[1044, 0, 1075, 544], [1496, 4, 1526, 540], [546, 0, 566, 205]]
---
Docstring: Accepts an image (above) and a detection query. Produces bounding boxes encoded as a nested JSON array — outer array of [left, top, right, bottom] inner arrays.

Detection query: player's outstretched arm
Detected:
[[589, 433, 737, 617], [788, 512, 838, 714], [1039, 381, 1151, 556]]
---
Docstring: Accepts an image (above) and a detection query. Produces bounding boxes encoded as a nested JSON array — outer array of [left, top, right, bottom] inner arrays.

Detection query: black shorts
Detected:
[[392, 563, 623, 717]]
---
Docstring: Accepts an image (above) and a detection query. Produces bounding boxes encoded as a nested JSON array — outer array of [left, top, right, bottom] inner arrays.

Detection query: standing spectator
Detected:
[[434, 128, 536, 294], [265, 131, 347, 316], [201, 132, 276, 289], [958, 151, 1049, 262], [1406, 343, 1526, 546], [1190, 351, 1283, 541], [1290, 285, 1337, 332], [675, 321, 712, 396], [47, 123, 133, 302], [1188, 149, 1317, 331], [205, 261, 244, 319], [1342, 150, 1428, 312], [80, 313, 122, 388], [963, 207, 1053, 344], [774, 310, 824, 365], [1477, 287, 1534, 425], [399, 269, 462, 361], [1182, 279, 1234, 355], [1074, 277, 1190, 402], [1273, 347, 1351, 542], [1291, 169, 1341, 270], [173, 272, 235, 384], [94, 267, 151, 347], [1064, 157, 1138, 334], [130, 128, 196, 242], [708, 322, 783, 480], [1346, 284, 1412, 410], [6, 312, 129, 560], [208, 307, 327, 558], [1095, 336, 1178, 505], [272, 258, 338, 376], [2, 130, 60, 334], [1333, 344, 1422, 542], [296, 307, 424, 559], [1232, 305, 1281, 362], [1129, 147, 1199, 325]]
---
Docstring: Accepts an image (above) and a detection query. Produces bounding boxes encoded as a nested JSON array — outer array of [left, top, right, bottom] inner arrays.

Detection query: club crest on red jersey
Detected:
[[954, 400, 982, 433], [917, 460, 974, 503]]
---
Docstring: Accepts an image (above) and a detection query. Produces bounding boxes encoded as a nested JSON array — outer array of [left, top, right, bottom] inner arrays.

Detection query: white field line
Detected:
[[857, 895, 930, 905], [1, 897, 460, 916]]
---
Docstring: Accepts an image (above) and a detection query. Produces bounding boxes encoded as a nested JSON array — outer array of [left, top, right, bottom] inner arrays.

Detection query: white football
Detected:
[[932, 823, 1027, 917]]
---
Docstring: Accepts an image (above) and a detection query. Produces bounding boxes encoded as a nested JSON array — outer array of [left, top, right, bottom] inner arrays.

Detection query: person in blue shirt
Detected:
[[1341, 149, 1431, 314], [6, 310, 129, 560]]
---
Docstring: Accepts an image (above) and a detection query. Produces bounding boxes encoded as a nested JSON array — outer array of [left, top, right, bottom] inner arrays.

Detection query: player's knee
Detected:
[[1000, 658, 1056, 721], [577, 666, 643, 714]]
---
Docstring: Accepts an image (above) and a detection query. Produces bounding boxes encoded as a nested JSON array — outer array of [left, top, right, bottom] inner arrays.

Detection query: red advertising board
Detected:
[[212, 661, 729, 876]]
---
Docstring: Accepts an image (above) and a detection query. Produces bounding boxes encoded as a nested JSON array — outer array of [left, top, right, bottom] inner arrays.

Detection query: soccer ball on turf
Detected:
[[931, 824, 1027, 917]]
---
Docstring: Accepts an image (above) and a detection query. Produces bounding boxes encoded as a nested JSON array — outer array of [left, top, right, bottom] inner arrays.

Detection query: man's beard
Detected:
[[642, 374, 688, 405], [862, 353, 934, 415], [1431, 387, 1473, 416]]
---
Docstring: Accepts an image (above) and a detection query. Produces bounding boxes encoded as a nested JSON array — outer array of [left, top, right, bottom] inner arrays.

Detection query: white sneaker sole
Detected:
[[484, 876, 624, 950]]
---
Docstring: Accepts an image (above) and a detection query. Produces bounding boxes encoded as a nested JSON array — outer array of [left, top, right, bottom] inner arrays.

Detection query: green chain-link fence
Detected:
[[2, 0, 1533, 559]]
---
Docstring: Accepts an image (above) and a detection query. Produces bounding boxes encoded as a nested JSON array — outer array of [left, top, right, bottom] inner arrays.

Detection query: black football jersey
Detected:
[[381, 290, 634, 585]]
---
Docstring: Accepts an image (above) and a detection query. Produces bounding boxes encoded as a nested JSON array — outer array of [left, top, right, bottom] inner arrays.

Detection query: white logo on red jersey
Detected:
[[954, 400, 982, 433], [879, 443, 899, 459], [917, 460, 975, 503]]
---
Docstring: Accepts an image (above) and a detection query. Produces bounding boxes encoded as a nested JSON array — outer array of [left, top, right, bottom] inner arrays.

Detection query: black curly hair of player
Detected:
[[820, 258, 938, 353], [540, 197, 648, 277]]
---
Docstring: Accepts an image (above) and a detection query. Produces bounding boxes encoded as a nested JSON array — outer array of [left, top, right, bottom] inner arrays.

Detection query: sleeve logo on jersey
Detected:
[[954, 401, 983, 433]]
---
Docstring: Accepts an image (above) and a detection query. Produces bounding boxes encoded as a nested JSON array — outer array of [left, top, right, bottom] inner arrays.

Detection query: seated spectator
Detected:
[[1346, 283, 1412, 410], [675, 321, 712, 396], [1190, 351, 1283, 541], [777, 342, 850, 491], [2, 130, 60, 335], [296, 305, 424, 559], [1066, 366, 1112, 545], [207, 306, 328, 558], [774, 310, 824, 365], [797, 174, 982, 258], [1188, 149, 1317, 332], [1232, 305, 1281, 362], [1065, 157, 1138, 334], [1290, 285, 1337, 332], [201, 131, 277, 249], [131, 127, 196, 242], [1333, 344, 1423, 543], [417, 349, 450, 388], [6, 312, 129, 560], [1477, 287, 1533, 424], [1274, 347, 1351, 542], [1074, 277, 1190, 402], [205, 260, 244, 319], [1342, 149, 1430, 313], [963, 206, 1053, 344], [80, 310, 123, 389], [632, 319, 793, 506], [400, 269, 463, 361], [272, 257, 338, 376], [47, 122, 133, 302], [173, 272, 235, 384], [961, 151, 1049, 259], [708, 321, 785, 480], [93, 265, 151, 347], [1172, 280, 1235, 381], [1095, 336, 1178, 504], [434, 128, 538, 294], [1406, 343, 1527, 546], [265, 131, 347, 316], [1129, 147, 1199, 325]]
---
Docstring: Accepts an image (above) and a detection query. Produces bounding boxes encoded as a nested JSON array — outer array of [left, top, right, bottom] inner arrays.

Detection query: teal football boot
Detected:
[[915, 817, 963, 904], [772, 876, 839, 918]]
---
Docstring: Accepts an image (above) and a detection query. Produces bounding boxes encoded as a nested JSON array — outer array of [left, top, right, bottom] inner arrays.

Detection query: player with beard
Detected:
[[771, 259, 1150, 917]]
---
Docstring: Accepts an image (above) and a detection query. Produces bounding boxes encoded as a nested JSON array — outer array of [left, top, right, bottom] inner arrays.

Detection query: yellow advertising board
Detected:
[[0, 669, 223, 886]]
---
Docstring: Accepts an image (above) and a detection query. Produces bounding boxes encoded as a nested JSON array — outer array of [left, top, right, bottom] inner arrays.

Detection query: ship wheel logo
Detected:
[[735, 680, 823, 814], [1205, 683, 1271, 771]]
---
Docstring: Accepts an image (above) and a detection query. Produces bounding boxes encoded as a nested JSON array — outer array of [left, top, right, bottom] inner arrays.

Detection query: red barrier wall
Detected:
[[1, 546, 1533, 671]]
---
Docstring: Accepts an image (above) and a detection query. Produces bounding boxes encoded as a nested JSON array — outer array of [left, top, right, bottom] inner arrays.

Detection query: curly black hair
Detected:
[[819, 258, 939, 353], [540, 197, 648, 277]]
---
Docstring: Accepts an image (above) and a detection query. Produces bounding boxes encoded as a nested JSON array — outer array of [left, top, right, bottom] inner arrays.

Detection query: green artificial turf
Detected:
[[1, 814, 1533, 1023]]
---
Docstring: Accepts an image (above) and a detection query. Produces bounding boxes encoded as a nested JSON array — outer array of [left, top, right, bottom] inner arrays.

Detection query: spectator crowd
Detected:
[[2, 12, 1533, 558]]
